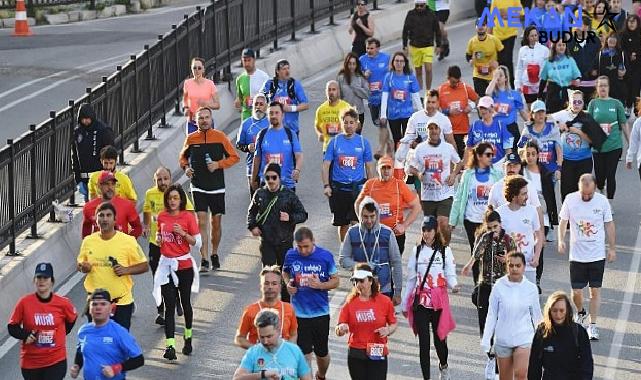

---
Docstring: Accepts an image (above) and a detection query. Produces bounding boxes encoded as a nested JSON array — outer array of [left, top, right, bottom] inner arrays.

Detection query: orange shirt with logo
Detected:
[[359, 178, 417, 234], [237, 301, 298, 344], [438, 81, 479, 135]]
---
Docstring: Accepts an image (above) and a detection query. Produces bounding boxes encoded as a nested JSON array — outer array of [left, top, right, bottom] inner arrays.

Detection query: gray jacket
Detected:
[[337, 73, 369, 115]]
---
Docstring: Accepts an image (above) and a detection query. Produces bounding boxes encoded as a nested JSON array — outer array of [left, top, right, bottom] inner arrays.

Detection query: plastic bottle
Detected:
[[205, 153, 213, 165]]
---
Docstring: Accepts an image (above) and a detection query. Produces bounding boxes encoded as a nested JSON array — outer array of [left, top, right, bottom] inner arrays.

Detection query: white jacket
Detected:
[[626, 117, 641, 169], [481, 275, 542, 352], [401, 244, 457, 310], [515, 43, 549, 93]]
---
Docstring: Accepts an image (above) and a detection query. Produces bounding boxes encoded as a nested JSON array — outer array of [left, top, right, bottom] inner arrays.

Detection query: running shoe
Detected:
[[155, 314, 165, 326], [211, 254, 221, 270], [182, 337, 193, 355], [439, 363, 451, 380], [163, 346, 177, 360], [588, 324, 600, 341], [200, 259, 210, 273], [574, 310, 589, 328]]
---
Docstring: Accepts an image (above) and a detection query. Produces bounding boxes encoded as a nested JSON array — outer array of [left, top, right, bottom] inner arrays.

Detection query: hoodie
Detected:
[[72, 104, 115, 182], [339, 197, 402, 296]]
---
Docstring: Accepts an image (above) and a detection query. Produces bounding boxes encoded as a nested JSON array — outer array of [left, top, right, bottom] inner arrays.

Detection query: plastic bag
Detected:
[[485, 355, 496, 380], [52, 201, 73, 223]]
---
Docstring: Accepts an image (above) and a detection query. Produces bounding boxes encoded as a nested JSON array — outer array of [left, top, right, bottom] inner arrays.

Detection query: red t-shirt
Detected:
[[8, 293, 77, 369], [156, 210, 199, 269], [338, 293, 396, 351], [81, 196, 142, 238]]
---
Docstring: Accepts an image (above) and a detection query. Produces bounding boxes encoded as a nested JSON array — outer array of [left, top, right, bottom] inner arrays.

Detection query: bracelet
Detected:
[[290, 105, 297, 112]]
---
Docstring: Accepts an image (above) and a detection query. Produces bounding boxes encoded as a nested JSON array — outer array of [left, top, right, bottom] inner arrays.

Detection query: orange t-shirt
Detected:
[[338, 293, 396, 351], [183, 78, 217, 119], [360, 178, 417, 232], [237, 301, 298, 344], [438, 81, 479, 135]]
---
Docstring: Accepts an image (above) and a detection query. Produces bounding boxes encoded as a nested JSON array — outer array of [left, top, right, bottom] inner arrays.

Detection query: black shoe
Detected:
[[443, 44, 450, 57], [163, 346, 177, 360], [182, 337, 193, 355], [155, 314, 165, 326], [211, 254, 221, 270], [200, 260, 210, 273]]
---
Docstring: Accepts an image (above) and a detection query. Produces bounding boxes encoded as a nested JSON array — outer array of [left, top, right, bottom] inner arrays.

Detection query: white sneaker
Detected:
[[546, 228, 555, 242], [439, 364, 451, 380], [574, 311, 589, 328], [588, 324, 600, 341]]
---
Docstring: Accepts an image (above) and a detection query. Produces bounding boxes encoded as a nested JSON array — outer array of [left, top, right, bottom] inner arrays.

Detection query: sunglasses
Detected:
[[265, 175, 279, 181], [483, 152, 495, 158], [358, 2, 366, 5], [572, 99, 584, 104], [192, 66, 203, 70]]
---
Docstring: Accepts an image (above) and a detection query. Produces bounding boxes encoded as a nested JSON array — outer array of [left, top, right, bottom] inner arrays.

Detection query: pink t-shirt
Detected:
[[183, 78, 217, 119]]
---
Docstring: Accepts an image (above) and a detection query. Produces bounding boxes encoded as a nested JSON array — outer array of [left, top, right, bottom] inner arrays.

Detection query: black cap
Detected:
[[264, 162, 281, 177], [34, 262, 53, 278], [241, 48, 255, 58], [422, 216, 437, 231], [90, 288, 112, 302], [505, 152, 521, 164]]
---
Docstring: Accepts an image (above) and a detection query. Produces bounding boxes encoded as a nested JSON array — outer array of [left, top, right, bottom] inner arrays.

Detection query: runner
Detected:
[[233, 309, 312, 380], [8, 263, 77, 380], [88, 146, 137, 201], [335, 263, 397, 380], [496, 176, 543, 284], [621, 15, 641, 116], [487, 153, 542, 213], [625, 99, 641, 181], [515, 26, 549, 109], [489, 0, 522, 88], [349, 1, 375, 57], [597, 33, 627, 104], [538, 40, 582, 113], [235, 266, 298, 349], [182, 57, 220, 135], [466, 21, 503, 96], [322, 108, 374, 242], [434, 0, 451, 61], [153, 184, 201, 360], [360, 38, 392, 157], [337, 52, 370, 133], [179, 107, 240, 272], [558, 173, 616, 341], [77, 202, 149, 330], [339, 196, 403, 303], [236, 93, 269, 198], [315, 80, 352, 154], [401, 217, 458, 380], [464, 96, 514, 168], [234, 48, 270, 122], [282, 227, 339, 380], [518, 100, 563, 178], [355, 156, 422, 255], [261, 59, 310, 135], [403, 90, 456, 149], [251, 102, 304, 192], [402, 0, 441, 95], [70, 289, 144, 380], [486, 66, 529, 152]]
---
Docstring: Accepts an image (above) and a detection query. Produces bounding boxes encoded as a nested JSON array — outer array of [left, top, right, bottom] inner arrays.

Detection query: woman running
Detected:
[[597, 33, 627, 104], [538, 40, 581, 113], [515, 25, 549, 108], [518, 100, 563, 180], [486, 65, 529, 152], [620, 14, 641, 116], [182, 57, 220, 134], [465, 96, 515, 169], [337, 53, 370, 133]]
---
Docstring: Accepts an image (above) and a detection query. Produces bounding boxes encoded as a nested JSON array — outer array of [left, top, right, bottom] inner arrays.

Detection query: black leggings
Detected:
[[21, 360, 66, 380], [358, 113, 365, 134], [506, 122, 520, 152], [560, 158, 593, 202], [149, 243, 165, 314], [497, 36, 516, 88], [536, 226, 550, 283], [473, 77, 490, 99], [414, 307, 448, 380], [453, 134, 466, 160], [464, 219, 482, 285], [260, 239, 292, 302], [593, 148, 622, 199], [347, 348, 388, 380], [475, 283, 492, 336], [162, 268, 194, 339], [388, 118, 409, 149]]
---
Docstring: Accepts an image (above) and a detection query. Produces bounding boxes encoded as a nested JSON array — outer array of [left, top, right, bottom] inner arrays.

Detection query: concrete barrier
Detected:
[[0, 0, 474, 343]]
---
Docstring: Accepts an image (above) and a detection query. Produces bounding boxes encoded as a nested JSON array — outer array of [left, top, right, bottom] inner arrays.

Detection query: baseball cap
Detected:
[[377, 156, 393, 168], [530, 100, 546, 113], [98, 171, 118, 184], [478, 96, 494, 109], [422, 216, 437, 231], [350, 269, 373, 281], [34, 262, 53, 278], [415, 0, 427, 4], [241, 48, 255, 58], [276, 59, 290, 70], [505, 152, 521, 164], [90, 288, 112, 302]]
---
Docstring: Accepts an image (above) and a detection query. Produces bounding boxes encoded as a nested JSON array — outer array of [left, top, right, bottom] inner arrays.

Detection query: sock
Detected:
[[166, 337, 175, 347], [184, 328, 193, 339]]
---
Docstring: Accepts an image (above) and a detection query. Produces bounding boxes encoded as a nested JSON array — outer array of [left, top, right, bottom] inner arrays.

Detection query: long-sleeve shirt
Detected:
[[337, 73, 369, 115], [402, 8, 441, 48], [626, 118, 641, 169], [400, 244, 457, 310]]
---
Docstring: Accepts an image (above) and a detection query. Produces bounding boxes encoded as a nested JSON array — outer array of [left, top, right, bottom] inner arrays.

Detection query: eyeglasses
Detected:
[[265, 175, 279, 181], [483, 152, 495, 158], [572, 99, 584, 104], [192, 66, 203, 70]]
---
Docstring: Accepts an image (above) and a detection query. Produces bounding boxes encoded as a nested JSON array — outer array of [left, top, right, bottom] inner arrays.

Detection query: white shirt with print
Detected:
[[497, 204, 541, 272], [410, 141, 460, 202]]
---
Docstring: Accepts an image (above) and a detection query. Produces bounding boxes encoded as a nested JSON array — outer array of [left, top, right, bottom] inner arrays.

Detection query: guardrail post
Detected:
[[328, 0, 337, 26], [271, 0, 279, 51], [172, 24, 183, 117], [67, 100, 79, 207], [308, 0, 319, 34], [184, 14, 190, 59], [26, 124, 41, 240], [6, 139, 18, 256], [196, 6, 203, 58], [223, 0, 232, 86], [116, 66, 127, 165], [239, 1, 245, 46], [158, 35, 171, 128], [130, 55, 142, 153], [289, 0, 298, 41], [255, 0, 261, 58], [48, 111, 57, 223], [373, 0, 380, 10], [144, 45, 156, 141]]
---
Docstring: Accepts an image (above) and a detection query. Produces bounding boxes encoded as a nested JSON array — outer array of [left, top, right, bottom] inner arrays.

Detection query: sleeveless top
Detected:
[[352, 13, 370, 44]]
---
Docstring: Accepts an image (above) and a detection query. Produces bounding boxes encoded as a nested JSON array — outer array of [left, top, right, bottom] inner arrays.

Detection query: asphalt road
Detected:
[[1, 2, 641, 380]]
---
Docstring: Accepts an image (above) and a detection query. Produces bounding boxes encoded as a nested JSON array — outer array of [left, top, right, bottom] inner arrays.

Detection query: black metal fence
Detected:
[[0, 0, 392, 255]]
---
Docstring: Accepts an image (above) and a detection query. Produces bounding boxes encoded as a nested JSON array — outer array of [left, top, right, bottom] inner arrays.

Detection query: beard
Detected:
[[254, 110, 266, 119]]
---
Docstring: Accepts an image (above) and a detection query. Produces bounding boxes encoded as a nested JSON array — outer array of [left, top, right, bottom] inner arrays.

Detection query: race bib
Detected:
[[478, 65, 490, 76], [35, 330, 55, 348], [496, 103, 510, 114], [379, 203, 392, 217], [538, 150, 552, 164], [600, 123, 612, 135], [369, 81, 382, 91], [416, 123, 427, 135], [295, 273, 313, 287], [339, 155, 357, 169], [244, 96, 253, 108], [450, 101, 461, 111], [326, 123, 340, 135], [275, 96, 290, 105], [474, 51, 484, 60], [366, 343, 387, 360], [266, 153, 283, 165], [392, 89, 407, 101]]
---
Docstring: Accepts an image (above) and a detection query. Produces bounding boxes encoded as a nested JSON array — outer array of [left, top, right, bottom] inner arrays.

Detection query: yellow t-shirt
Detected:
[[314, 100, 351, 152], [466, 34, 504, 80], [143, 187, 194, 246], [490, 0, 522, 41], [88, 170, 137, 202], [77, 231, 148, 305]]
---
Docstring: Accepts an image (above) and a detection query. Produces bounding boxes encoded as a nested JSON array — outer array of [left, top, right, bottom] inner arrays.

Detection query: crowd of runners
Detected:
[[6, 0, 641, 379]]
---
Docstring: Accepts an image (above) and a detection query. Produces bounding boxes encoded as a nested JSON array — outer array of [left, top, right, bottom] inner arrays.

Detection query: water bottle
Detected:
[[205, 153, 213, 165]]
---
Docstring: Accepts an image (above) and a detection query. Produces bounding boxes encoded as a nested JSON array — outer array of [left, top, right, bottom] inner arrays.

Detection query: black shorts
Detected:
[[523, 93, 538, 104], [297, 315, 330, 356], [329, 189, 358, 226], [192, 191, 225, 215], [421, 198, 453, 218], [436, 10, 450, 23], [570, 260, 606, 289]]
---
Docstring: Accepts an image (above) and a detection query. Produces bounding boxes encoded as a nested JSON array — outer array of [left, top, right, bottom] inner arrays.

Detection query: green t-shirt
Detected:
[[588, 97, 627, 152], [235, 69, 270, 121]]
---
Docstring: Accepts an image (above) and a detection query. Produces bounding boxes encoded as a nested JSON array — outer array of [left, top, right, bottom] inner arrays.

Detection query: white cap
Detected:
[[350, 270, 373, 281], [415, 0, 427, 3], [478, 96, 494, 109]]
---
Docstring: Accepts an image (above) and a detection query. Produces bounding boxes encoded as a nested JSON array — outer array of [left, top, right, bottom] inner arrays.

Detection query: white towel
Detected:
[[152, 253, 200, 307]]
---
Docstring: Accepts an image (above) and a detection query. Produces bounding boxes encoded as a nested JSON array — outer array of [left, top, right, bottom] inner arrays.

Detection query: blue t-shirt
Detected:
[[255, 127, 302, 189], [261, 79, 308, 134], [237, 116, 269, 175], [323, 134, 372, 186], [561, 125, 593, 161], [382, 72, 419, 120], [466, 119, 514, 163], [77, 320, 143, 380], [540, 55, 581, 88], [283, 245, 337, 318], [359, 52, 390, 106], [518, 122, 562, 172], [491, 89, 524, 126], [240, 341, 311, 379]]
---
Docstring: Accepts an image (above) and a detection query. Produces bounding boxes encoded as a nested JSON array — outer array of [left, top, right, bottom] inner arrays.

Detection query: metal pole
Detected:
[[172, 24, 183, 117], [48, 111, 57, 223], [373, 0, 380, 10], [255, 0, 261, 58], [130, 55, 142, 153], [144, 45, 156, 140], [158, 35, 171, 128], [68, 99, 78, 206], [272, 0, 279, 51], [196, 6, 203, 58], [309, 0, 319, 34], [328, 0, 336, 26], [116, 66, 127, 165], [289, 0, 297, 41], [224, 0, 232, 86], [6, 139, 17, 255], [27, 124, 40, 240]]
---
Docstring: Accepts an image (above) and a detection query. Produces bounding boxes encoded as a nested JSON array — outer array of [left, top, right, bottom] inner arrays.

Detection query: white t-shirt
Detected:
[[524, 169, 549, 227], [250, 69, 270, 98], [464, 173, 497, 223], [406, 110, 453, 142], [559, 192, 613, 263], [434, 0, 450, 11], [487, 178, 542, 209], [497, 204, 541, 272], [411, 141, 460, 201]]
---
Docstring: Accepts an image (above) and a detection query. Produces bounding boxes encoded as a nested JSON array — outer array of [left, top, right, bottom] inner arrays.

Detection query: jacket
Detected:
[[339, 199, 402, 296], [449, 167, 503, 227], [337, 73, 369, 115], [401, 244, 457, 311], [626, 118, 641, 169], [568, 111, 607, 151], [247, 186, 308, 245], [402, 8, 441, 49], [528, 322, 593, 380], [72, 104, 114, 182], [567, 37, 600, 84]]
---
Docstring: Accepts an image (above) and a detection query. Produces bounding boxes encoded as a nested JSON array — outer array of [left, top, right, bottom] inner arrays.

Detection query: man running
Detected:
[[179, 107, 240, 272], [88, 146, 137, 202], [283, 227, 339, 380], [434, 0, 451, 61], [558, 174, 616, 341], [404, 89, 456, 148], [402, 0, 441, 97], [261, 59, 309, 135], [360, 37, 391, 157], [236, 93, 270, 198], [466, 21, 503, 96], [234, 48, 270, 122], [315, 80, 351, 154]]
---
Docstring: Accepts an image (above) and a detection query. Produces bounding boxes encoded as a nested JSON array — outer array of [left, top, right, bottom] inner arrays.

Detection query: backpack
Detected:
[[267, 78, 297, 102], [255, 126, 297, 171]]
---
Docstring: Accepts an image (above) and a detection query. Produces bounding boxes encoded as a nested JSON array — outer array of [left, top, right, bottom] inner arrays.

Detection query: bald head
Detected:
[[326, 80, 340, 102], [154, 166, 172, 192], [578, 173, 596, 199]]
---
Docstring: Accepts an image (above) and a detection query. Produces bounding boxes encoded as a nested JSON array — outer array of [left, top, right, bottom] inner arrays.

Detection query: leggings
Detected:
[[358, 113, 365, 134], [475, 283, 492, 336], [388, 118, 409, 149], [453, 134, 466, 160], [506, 122, 520, 153], [415, 307, 448, 380], [560, 158, 593, 202], [464, 219, 482, 285], [593, 148, 622, 199], [536, 226, 550, 283], [162, 268, 194, 339], [21, 360, 66, 380], [260, 239, 293, 302], [347, 348, 388, 380], [149, 243, 165, 314]]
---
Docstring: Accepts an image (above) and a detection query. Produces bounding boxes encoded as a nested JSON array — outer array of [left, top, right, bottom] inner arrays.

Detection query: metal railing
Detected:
[[0, 0, 394, 255]]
